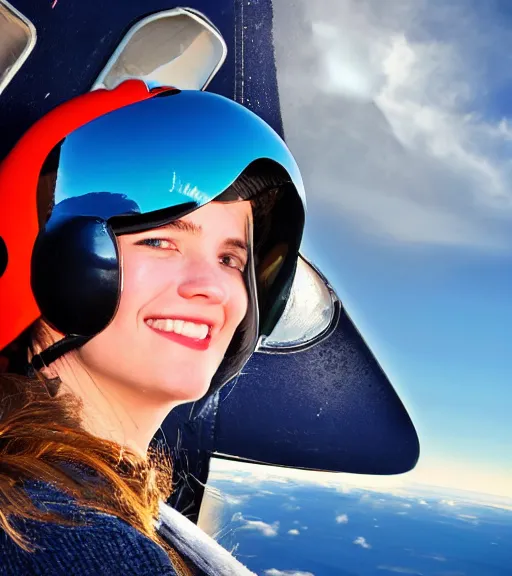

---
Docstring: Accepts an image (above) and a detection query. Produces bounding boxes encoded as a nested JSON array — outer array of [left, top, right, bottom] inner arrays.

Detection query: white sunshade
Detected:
[[92, 8, 227, 92], [0, 0, 36, 95]]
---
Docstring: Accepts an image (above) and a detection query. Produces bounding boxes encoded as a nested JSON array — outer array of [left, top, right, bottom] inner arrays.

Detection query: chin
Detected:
[[152, 373, 213, 404]]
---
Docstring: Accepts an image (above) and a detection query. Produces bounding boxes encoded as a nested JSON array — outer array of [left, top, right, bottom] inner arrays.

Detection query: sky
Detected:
[[201, 458, 512, 575], [270, 0, 512, 498]]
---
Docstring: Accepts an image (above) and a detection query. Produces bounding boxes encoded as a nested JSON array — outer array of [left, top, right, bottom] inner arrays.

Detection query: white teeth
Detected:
[[146, 318, 210, 340], [181, 321, 209, 340], [151, 318, 174, 332]]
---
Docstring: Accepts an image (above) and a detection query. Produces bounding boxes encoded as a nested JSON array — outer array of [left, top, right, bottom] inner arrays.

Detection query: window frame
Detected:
[[258, 254, 340, 354], [91, 7, 227, 92], [0, 0, 36, 96]]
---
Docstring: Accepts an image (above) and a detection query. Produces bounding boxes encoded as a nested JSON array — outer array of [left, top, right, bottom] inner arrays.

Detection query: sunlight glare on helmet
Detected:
[[260, 257, 336, 350], [91, 8, 227, 92]]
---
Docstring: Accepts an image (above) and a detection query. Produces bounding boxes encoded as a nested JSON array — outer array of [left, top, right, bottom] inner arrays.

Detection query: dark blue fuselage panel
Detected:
[[0, 0, 282, 160], [215, 303, 419, 474]]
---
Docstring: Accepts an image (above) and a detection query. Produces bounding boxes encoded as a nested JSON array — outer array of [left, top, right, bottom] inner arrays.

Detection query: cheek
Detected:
[[79, 255, 170, 364], [229, 276, 249, 328], [110, 252, 168, 329]]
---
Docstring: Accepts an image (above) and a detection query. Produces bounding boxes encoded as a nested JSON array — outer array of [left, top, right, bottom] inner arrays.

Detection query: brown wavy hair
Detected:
[[0, 320, 193, 576]]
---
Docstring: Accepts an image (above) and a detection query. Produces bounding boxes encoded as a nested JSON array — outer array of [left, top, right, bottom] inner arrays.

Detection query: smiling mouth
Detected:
[[146, 318, 210, 339], [145, 318, 213, 351]]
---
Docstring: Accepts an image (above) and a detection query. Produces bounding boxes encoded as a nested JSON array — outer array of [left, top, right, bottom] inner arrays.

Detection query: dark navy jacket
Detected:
[[0, 479, 255, 576]]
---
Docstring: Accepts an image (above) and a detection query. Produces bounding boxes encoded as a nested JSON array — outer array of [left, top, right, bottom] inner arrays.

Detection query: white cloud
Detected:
[[288, 529, 300, 535], [336, 514, 349, 524], [282, 503, 301, 512], [208, 466, 293, 488], [232, 513, 279, 537], [377, 566, 423, 575], [242, 520, 279, 537], [273, 0, 512, 250], [422, 554, 446, 562], [202, 486, 252, 507], [334, 485, 352, 494], [354, 536, 372, 549], [209, 457, 512, 508], [264, 570, 315, 576], [457, 513, 479, 524]]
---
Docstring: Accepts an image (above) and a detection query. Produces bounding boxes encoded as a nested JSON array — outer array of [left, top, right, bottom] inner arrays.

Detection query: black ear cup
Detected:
[[31, 216, 120, 337], [0, 236, 7, 277]]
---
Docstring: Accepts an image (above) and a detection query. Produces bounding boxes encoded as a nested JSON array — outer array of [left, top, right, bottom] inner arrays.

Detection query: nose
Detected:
[[177, 258, 228, 304]]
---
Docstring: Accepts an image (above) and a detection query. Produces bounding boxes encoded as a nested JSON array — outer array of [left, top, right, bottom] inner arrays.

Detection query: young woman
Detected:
[[0, 80, 306, 575]]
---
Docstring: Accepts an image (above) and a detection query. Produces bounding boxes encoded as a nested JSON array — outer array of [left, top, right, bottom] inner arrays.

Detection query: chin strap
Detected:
[[31, 334, 91, 371]]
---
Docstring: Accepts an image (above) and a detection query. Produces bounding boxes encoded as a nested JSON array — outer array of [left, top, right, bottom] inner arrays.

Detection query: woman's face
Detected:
[[77, 200, 251, 404]]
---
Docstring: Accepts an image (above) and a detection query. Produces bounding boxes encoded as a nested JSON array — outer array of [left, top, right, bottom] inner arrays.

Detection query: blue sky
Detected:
[[302, 215, 512, 494], [271, 0, 512, 498]]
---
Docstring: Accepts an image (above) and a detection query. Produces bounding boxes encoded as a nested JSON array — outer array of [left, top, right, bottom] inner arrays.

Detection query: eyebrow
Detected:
[[162, 219, 248, 253]]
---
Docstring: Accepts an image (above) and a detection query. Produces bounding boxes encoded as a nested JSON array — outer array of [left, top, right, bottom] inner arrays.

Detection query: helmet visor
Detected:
[[44, 89, 305, 229]]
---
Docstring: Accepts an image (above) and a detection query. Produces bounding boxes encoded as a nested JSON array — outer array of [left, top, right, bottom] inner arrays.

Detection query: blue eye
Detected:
[[138, 238, 176, 250], [221, 254, 245, 272]]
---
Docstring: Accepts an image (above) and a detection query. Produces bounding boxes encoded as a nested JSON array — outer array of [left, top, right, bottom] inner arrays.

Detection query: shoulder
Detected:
[[158, 502, 257, 576], [0, 482, 178, 576]]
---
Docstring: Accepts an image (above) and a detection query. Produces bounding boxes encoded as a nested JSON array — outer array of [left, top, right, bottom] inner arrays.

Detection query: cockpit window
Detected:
[[92, 8, 227, 91], [260, 256, 337, 351], [0, 0, 36, 95]]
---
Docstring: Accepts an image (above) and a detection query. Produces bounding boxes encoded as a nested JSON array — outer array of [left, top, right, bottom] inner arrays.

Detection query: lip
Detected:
[[144, 315, 218, 351], [147, 324, 212, 350]]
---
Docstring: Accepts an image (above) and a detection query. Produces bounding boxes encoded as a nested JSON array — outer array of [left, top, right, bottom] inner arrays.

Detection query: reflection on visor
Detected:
[[258, 243, 288, 289], [45, 90, 305, 229]]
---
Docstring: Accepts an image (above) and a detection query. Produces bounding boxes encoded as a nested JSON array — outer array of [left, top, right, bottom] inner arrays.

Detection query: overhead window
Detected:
[[0, 0, 36, 95], [92, 8, 226, 91]]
